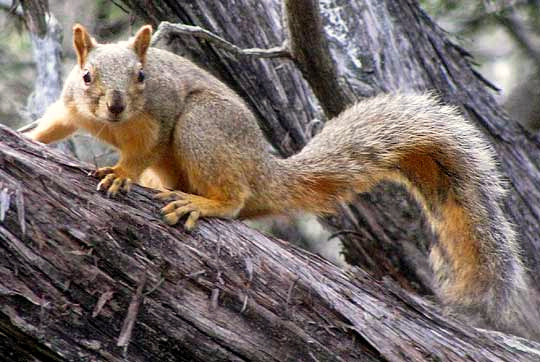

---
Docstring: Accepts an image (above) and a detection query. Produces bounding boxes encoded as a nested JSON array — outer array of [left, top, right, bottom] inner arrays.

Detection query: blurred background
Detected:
[[422, 0, 540, 129], [3, 1, 540, 129], [2, 1, 540, 130], [1, 0, 539, 264]]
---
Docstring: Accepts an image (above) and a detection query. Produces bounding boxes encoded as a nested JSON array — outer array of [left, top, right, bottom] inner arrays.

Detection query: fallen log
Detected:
[[1, 124, 540, 361]]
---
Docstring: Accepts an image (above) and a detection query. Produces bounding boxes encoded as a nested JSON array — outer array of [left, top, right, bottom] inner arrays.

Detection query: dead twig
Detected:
[[117, 271, 148, 353], [17, 121, 38, 133], [92, 290, 115, 318], [151, 21, 292, 59]]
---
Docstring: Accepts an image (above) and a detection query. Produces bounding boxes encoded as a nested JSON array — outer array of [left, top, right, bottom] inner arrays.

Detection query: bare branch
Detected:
[[117, 271, 147, 350], [151, 21, 292, 59], [3, 123, 539, 360], [283, 0, 354, 118], [17, 120, 38, 133]]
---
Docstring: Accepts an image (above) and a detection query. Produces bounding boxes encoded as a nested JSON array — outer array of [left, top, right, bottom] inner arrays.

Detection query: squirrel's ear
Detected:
[[73, 24, 96, 68], [131, 25, 153, 64]]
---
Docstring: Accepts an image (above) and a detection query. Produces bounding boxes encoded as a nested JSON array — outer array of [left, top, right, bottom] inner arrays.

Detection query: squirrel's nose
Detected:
[[107, 90, 125, 115], [107, 102, 125, 115]]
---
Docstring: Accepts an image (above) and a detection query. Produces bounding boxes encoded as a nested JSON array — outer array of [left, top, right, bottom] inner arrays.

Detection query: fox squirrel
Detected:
[[25, 24, 538, 339]]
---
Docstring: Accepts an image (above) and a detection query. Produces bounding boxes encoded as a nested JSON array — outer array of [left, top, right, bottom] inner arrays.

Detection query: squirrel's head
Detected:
[[71, 24, 152, 123]]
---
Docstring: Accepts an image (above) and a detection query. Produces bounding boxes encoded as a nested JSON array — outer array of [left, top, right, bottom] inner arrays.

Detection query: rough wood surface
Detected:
[[1, 124, 540, 361]]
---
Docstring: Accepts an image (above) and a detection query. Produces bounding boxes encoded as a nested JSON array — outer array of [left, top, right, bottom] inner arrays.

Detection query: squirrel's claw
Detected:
[[157, 191, 243, 231], [163, 204, 196, 226], [158, 192, 206, 231], [89, 166, 115, 178], [183, 210, 201, 231], [92, 167, 132, 197], [161, 201, 200, 231]]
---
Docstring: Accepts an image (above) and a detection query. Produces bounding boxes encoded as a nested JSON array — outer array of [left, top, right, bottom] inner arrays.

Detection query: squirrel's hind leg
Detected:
[[155, 191, 246, 231]]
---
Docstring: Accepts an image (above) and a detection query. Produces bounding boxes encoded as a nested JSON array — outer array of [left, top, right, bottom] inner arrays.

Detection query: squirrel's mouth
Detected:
[[104, 113, 124, 123], [93, 108, 125, 123]]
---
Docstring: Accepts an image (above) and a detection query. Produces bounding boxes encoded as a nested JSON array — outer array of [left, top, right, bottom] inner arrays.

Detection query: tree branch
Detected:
[[284, 0, 355, 117], [151, 21, 292, 59], [2, 125, 540, 360]]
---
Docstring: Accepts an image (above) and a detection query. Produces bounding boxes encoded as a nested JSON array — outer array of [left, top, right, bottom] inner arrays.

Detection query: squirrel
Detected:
[[25, 24, 539, 340]]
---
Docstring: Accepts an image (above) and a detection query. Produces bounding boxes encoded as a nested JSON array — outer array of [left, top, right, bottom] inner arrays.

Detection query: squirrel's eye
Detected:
[[82, 69, 91, 84], [137, 70, 145, 83]]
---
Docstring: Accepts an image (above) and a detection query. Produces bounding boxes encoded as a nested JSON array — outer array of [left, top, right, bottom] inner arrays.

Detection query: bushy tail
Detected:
[[277, 93, 539, 339]]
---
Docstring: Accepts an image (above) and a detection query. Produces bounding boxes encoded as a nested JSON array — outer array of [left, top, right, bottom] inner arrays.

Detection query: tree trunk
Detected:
[[1, 123, 540, 361]]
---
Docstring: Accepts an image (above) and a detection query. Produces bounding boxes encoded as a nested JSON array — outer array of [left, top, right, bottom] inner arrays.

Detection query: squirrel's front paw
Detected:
[[90, 167, 133, 197]]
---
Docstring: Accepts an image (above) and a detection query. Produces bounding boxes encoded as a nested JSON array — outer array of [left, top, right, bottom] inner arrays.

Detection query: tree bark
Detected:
[[1, 123, 540, 361]]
